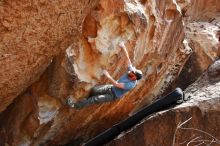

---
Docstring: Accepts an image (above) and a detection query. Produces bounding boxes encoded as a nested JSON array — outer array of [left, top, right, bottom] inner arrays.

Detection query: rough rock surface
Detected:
[[107, 63, 220, 146], [0, 0, 99, 112], [172, 0, 220, 90], [0, 0, 219, 146]]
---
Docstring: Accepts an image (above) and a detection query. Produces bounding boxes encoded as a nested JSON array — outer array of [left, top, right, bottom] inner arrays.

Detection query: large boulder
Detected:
[[0, 0, 219, 145], [107, 61, 220, 146], [0, 0, 99, 112]]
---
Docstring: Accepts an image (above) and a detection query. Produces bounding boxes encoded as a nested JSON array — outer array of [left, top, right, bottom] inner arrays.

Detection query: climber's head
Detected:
[[128, 69, 143, 81]]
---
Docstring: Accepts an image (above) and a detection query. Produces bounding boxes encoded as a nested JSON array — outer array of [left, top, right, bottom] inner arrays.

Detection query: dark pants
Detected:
[[74, 85, 116, 109]]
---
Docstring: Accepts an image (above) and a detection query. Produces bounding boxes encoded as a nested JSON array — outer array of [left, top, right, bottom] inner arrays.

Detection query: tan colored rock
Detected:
[[0, 0, 99, 112], [47, 0, 189, 145], [183, 18, 220, 71], [107, 69, 220, 146], [180, 0, 220, 69], [177, 0, 220, 21], [170, 0, 220, 90], [0, 0, 219, 146]]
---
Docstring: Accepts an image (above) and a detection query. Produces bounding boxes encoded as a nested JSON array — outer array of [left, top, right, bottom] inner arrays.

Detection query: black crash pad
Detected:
[[70, 87, 184, 146]]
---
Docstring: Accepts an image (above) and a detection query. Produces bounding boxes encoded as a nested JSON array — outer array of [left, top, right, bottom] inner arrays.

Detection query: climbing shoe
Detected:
[[66, 95, 76, 108]]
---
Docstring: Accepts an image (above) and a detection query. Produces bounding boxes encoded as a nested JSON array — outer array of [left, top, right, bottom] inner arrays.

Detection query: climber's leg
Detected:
[[90, 84, 113, 96], [74, 88, 115, 109]]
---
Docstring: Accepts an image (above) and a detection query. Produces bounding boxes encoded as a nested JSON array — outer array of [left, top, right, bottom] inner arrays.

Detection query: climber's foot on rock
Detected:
[[66, 95, 76, 108]]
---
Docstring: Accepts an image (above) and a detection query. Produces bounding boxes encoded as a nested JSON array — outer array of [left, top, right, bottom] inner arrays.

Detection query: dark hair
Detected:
[[135, 69, 143, 80]]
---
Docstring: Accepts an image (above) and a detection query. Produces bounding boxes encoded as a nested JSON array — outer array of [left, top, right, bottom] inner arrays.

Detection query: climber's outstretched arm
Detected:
[[103, 70, 124, 89], [119, 42, 132, 67]]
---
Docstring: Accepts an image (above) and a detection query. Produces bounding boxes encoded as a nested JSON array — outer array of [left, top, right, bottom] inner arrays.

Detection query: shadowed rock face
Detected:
[[0, 0, 219, 146], [107, 63, 220, 146]]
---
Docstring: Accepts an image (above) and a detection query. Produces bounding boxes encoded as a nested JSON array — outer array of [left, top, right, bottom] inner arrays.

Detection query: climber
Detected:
[[67, 41, 143, 109]]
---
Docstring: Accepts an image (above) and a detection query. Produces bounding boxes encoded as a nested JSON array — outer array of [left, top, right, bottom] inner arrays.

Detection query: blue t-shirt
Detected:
[[112, 65, 137, 98]]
